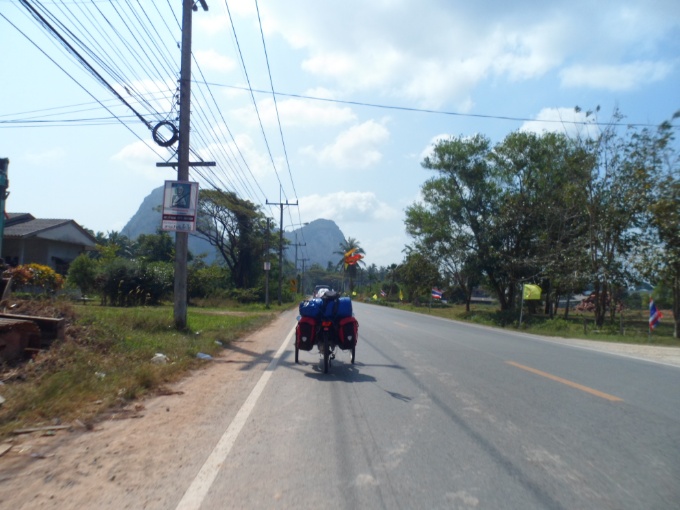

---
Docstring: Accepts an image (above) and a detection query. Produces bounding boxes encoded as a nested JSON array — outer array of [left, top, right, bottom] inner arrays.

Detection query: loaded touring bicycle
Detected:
[[295, 290, 358, 374]]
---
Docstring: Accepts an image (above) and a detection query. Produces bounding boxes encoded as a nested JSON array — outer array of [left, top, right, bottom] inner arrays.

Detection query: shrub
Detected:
[[188, 264, 229, 299], [6, 263, 64, 294], [66, 253, 98, 295], [95, 259, 173, 306], [229, 287, 261, 304]]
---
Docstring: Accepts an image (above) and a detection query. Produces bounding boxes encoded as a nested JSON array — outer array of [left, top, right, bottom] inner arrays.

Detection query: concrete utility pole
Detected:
[[264, 218, 271, 308], [173, 0, 208, 329], [291, 239, 306, 273], [300, 258, 310, 296], [292, 240, 306, 296], [265, 199, 298, 305]]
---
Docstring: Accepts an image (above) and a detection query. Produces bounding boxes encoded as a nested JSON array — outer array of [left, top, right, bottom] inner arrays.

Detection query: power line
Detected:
[[222, 0, 288, 202], [0, 10, 166, 159], [203, 82, 673, 130], [17, 0, 153, 129], [254, 0, 298, 201]]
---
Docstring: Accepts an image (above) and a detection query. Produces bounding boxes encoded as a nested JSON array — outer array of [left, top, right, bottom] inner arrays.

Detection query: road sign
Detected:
[[161, 180, 199, 232]]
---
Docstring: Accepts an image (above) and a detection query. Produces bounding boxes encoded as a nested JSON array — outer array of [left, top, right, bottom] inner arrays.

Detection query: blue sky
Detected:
[[1, 0, 679, 267]]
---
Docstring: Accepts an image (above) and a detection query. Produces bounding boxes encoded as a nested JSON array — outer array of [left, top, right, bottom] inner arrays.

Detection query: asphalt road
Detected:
[[180, 302, 680, 510]]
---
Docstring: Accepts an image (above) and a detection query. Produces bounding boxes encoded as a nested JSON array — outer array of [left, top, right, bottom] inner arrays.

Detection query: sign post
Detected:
[[161, 181, 199, 233]]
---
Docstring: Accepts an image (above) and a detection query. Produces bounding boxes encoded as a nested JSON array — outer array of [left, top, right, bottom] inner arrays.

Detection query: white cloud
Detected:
[[253, 1, 679, 110], [302, 120, 390, 169], [194, 14, 228, 36], [520, 107, 600, 138], [419, 134, 452, 162], [489, 21, 567, 80], [560, 61, 675, 91], [230, 97, 356, 129], [260, 98, 356, 127], [194, 49, 236, 73], [299, 191, 397, 222], [255, 2, 576, 107], [112, 141, 168, 181], [201, 132, 277, 185]]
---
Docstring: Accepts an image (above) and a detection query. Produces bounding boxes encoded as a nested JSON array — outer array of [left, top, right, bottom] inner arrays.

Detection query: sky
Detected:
[[1, 0, 679, 268]]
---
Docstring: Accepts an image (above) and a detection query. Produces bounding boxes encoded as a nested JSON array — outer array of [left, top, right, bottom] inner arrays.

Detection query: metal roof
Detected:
[[4, 213, 96, 243]]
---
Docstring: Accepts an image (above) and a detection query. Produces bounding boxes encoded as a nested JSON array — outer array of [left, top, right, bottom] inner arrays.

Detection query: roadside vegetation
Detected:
[[0, 298, 287, 440], [387, 301, 679, 347]]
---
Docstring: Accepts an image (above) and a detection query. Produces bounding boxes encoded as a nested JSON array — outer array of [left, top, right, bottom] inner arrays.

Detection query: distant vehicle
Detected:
[[313, 285, 331, 298]]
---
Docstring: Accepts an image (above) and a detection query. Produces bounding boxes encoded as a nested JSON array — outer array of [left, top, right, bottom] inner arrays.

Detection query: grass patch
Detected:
[[0, 300, 287, 439]]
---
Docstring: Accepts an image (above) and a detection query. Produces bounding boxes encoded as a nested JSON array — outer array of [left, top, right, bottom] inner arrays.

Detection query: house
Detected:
[[2, 213, 96, 274]]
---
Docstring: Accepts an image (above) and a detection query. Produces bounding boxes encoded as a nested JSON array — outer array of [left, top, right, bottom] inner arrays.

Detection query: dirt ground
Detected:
[[0, 311, 678, 509]]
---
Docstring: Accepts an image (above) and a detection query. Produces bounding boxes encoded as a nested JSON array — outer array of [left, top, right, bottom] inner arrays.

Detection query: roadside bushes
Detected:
[[6, 263, 64, 294], [188, 264, 228, 299], [95, 259, 173, 306]]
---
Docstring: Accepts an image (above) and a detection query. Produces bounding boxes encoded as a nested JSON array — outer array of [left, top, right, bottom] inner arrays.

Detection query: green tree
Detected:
[[394, 249, 440, 303], [134, 231, 175, 263], [94, 231, 135, 259], [406, 134, 519, 307], [491, 130, 590, 316], [66, 253, 98, 295], [635, 114, 680, 337], [196, 190, 266, 289], [578, 109, 663, 326]]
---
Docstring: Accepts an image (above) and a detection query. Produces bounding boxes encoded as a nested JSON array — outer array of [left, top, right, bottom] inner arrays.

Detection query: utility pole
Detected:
[[264, 218, 271, 308], [265, 198, 298, 305], [292, 240, 306, 296], [300, 257, 309, 296], [168, 0, 209, 329], [291, 239, 306, 273]]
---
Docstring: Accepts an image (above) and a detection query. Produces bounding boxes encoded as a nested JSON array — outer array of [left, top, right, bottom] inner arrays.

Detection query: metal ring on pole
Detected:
[[152, 121, 179, 147]]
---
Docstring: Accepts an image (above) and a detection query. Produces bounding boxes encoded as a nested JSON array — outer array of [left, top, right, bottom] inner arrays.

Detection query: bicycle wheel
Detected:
[[323, 332, 330, 374], [295, 343, 299, 364], [351, 345, 355, 364]]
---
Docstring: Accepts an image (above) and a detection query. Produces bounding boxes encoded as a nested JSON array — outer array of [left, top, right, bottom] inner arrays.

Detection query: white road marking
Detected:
[[175, 326, 295, 510]]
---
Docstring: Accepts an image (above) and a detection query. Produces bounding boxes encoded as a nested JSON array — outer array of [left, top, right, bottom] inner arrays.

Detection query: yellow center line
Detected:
[[506, 361, 623, 402]]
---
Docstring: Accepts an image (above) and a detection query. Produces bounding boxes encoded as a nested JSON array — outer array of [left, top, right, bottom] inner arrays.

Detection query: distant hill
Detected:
[[283, 219, 346, 269], [123, 187, 347, 267], [121, 186, 219, 263]]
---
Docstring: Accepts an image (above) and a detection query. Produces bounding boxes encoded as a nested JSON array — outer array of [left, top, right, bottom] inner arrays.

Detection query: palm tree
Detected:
[[334, 237, 366, 293]]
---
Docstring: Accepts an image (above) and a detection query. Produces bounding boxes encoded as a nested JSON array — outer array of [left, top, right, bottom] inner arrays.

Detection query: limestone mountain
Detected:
[[283, 219, 346, 270], [123, 187, 347, 267], [121, 186, 218, 263]]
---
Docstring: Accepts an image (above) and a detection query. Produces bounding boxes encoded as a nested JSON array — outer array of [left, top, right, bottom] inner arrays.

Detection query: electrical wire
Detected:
[[0, 10, 167, 160], [203, 83, 671, 130], [254, 0, 298, 201], [222, 0, 288, 202]]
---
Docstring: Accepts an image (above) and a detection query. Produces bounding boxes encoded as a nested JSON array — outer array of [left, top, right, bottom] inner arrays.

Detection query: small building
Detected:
[[2, 213, 96, 274]]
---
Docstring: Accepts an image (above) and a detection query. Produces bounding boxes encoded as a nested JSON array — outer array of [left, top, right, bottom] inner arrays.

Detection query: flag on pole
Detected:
[[372, 294, 378, 300], [523, 284, 542, 300], [399, 289, 404, 301], [380, 290, 386, 297], [649, 299, 663, 329], [431, 288, 443, 299]]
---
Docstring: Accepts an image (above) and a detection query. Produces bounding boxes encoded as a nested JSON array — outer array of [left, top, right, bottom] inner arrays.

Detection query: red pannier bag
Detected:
[[296, 316, 317, 351], [337, 316, 358, 350]]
